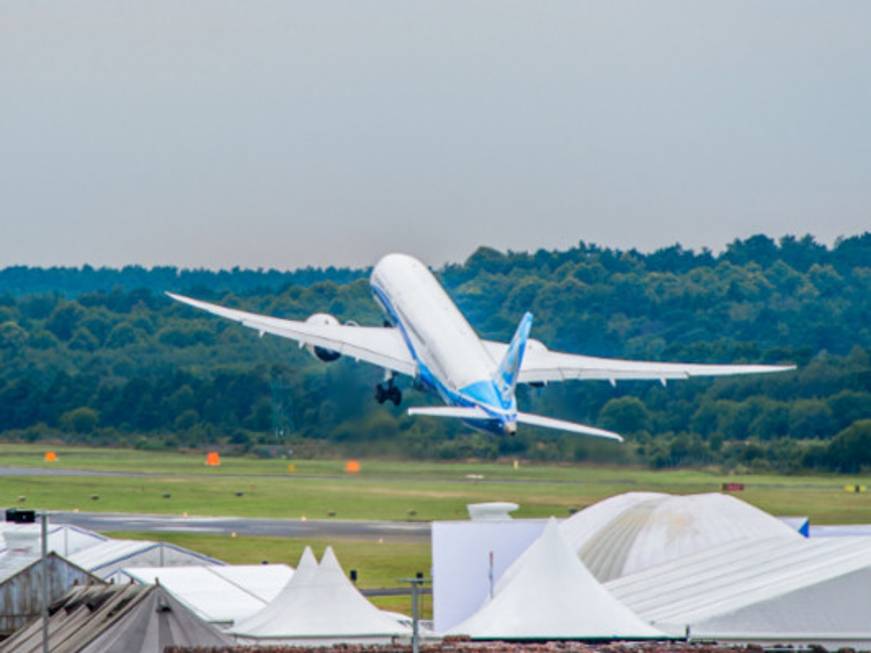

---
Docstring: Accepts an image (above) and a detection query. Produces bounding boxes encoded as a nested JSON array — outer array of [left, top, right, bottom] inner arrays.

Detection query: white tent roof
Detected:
[[0, 522, 106, 558], [446, 518, 662, 640], [563, 492, 799, 582], [233, 546, 409, 641], [120, 564, 294, 625], [607, 535, 871, 642], [70, 539, 221, 579]]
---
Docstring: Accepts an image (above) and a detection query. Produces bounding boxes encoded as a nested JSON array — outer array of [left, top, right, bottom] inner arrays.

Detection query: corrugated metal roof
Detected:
[[0, 582, 232, 652], [606, 535, 871, 627]]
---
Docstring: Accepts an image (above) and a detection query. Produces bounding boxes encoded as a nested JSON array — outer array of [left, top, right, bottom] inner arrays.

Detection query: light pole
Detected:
[[4, 508, 49, 653], [400, 573, 429, 653], [40, 512, 48, 653]]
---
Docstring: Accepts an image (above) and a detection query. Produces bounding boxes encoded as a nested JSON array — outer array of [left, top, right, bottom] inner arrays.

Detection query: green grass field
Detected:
[[2, 444, 871, 523]]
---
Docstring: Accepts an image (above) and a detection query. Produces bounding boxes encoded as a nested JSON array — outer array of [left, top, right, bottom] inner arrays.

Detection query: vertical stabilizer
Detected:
[[494, 312, 532, 405]]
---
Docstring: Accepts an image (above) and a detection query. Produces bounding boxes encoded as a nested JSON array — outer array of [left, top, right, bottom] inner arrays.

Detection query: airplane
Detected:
[[167, 253, 794, 442]]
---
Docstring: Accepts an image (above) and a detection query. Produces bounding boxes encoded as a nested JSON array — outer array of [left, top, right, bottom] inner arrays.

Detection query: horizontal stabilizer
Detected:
[[407, 406, 490, 419], [407, 406, 623, 442], [515, 412, 623, 441]]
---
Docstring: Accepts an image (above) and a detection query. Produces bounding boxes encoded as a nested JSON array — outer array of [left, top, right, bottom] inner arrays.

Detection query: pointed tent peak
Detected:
[[319, 545, 341, 570], [529, 516, 562, 552], [315, 546, 351, 588], [297, 546, 317, 570], [288, 546, 319, 589], [494, 516, 562, 594]]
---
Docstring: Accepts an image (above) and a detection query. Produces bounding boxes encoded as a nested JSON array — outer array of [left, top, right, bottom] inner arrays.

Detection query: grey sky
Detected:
[[1, 1, 869, 270]]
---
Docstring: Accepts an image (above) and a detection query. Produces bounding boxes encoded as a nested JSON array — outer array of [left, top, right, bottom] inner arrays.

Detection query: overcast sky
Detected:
[[1, 2, 869, 270]]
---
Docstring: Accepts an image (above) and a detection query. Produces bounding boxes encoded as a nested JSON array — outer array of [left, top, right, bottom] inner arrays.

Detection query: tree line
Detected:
[[0, 233, 868, 472]]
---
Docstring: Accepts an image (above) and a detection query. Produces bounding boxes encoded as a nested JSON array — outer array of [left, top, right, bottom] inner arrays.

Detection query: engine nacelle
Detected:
[[304, 313, 342, 362]]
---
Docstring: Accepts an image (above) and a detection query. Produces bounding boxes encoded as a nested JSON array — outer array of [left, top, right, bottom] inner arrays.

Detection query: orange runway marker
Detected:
[[345, 459, 361, 474]]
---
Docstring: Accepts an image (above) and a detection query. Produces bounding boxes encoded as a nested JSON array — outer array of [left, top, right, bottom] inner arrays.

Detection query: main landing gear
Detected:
[[375, 382, 402, 406]]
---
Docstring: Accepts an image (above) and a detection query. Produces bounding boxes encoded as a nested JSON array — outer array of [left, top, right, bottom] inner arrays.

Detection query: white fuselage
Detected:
[[370, 254, 515, 430]]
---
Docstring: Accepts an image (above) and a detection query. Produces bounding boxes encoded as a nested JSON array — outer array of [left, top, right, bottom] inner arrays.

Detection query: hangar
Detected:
[[607, 534, 871, 647], [0, 539, 101, 636]]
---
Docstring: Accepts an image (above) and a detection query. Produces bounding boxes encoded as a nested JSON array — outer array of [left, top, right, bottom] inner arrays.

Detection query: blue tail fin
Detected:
[[494, 312, 533, 404]]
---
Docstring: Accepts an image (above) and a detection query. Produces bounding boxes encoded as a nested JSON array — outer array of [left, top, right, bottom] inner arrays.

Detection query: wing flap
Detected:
[[167, 293, 416, 376]]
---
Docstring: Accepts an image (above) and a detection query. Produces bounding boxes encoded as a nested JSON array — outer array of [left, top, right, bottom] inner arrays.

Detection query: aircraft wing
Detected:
[[484, 341, 795, 384], [167, 293, 417, 376]]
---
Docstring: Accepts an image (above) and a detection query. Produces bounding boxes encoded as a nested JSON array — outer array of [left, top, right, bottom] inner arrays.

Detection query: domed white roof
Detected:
[[561, 492, 800, 582]]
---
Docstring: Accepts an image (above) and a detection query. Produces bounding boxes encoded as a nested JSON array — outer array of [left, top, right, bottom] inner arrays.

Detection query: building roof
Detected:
[[559, 492, 666, 553], [0, 550, 102, 636], [446, 518, 662, 640], [232, 546, 409, 641], [69, 539, 221, 579], [0, 583, 232, 653], [606, 534, 871, 640], [120, 564, 294, 625], [0, 522, 106, 558], [562, 492, 799, 582]]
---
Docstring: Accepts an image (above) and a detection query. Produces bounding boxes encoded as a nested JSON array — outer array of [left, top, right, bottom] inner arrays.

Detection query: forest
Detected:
[[0, 233, 868, 472]]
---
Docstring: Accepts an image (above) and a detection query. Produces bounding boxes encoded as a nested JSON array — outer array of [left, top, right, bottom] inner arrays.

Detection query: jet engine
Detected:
[[304, 313, 342, 362]]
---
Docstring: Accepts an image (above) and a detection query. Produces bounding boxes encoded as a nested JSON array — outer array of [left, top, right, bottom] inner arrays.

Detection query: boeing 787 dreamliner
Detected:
[[168, 253, 794, 441]]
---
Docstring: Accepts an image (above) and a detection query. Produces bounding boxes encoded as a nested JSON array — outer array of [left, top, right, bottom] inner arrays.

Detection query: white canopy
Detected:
[[120, 564, 293, 625], [0, 522, 106, 558], [70, 539, 221, 579], [446, 518, 662, 640], [232, 546, 409, 643]]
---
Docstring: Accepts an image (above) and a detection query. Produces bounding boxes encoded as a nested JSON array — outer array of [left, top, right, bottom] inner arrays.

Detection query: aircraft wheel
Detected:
[[374, 384, 387, 404], [389, 387, 402, 406]]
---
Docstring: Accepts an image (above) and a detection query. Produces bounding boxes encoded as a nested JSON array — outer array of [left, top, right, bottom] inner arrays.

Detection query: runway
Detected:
[[49, 510, 431, 542]]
